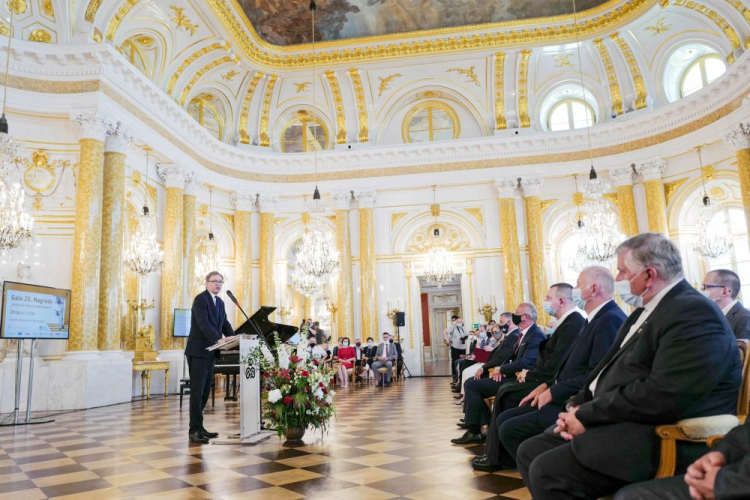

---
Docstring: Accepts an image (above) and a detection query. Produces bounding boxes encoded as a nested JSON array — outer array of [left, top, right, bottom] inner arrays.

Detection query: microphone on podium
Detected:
[[226, 290, 250, 320]]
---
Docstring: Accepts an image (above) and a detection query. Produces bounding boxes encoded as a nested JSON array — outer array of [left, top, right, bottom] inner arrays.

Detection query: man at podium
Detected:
[[185, 271, 235, 443]]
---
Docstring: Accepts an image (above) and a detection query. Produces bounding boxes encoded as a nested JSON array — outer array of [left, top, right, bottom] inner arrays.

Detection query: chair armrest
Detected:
[[707, 435, 724, 448], [655, 415, 739, 479]]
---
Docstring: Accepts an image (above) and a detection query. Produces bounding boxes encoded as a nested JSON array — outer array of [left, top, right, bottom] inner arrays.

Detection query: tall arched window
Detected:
[[705, 206, 750, 300], [280, 111, 329, 153], [681, 55, 726, 98], [540, 84, 598, 132], [402, 101, 460, 143], [187, 94, 224, 141]]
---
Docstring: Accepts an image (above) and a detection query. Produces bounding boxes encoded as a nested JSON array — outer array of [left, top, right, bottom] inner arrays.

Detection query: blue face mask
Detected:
[[571, 286, 590, 309]]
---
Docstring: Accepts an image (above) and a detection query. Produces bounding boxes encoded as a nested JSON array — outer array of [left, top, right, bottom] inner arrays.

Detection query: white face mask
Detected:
[[479, 331, 487, 338], [700, 290, 718, 301], [542, 301, 557, 316], [615, 269, 648, 308], [571, 286, 590, 309], [367, 341, 374, 347]]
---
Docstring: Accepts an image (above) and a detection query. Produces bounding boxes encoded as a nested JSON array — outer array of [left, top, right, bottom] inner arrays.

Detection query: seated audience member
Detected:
[[455, 320, 507, 406], [452, 330, 478, 393], [336, 337, 356, 388], [516, 232, 741, 500], [475, 283, 585, 468], [453, 315, 514, 393], [362, 337, 377, 378], [353, 338, 367, 381], [702, 269, 750, 340], [613, 419, 750, 500], [453, 303, 546, 445], [309, 338, 326, 362], [372, 332, 398, 387], [474, 266, 625, 472]]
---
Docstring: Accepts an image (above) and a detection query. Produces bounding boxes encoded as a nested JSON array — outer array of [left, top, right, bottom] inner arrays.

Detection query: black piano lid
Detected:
[[235, 306, 298, 345]]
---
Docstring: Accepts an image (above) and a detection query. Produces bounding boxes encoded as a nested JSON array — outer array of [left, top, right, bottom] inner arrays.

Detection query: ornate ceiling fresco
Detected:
[[237, 0, 609, 45]]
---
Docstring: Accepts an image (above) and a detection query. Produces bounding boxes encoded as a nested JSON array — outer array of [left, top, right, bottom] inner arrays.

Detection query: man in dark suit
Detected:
[[702, 269, 750, 340], [613, 419, 750, 499], [516, 233, 742, 499], [473, 283, 586, 470], [475, 267, 626, 472], [453, 303, 546, 445], [185, 271, 235, 444]]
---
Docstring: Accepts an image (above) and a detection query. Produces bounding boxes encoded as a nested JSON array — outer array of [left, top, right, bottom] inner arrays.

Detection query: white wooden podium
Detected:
[[208, 335, 275, 445]]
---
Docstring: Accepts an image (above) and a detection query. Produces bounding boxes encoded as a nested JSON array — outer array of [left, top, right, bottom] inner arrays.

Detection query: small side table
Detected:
[[133, 361, 170, 399]]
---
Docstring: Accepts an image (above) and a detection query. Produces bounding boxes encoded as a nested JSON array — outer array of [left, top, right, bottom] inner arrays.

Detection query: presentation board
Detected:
[[173, 308, 191, 337], [1, 281, 71, 340]]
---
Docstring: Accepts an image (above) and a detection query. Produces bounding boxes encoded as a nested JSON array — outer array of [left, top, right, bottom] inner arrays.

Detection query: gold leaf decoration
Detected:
[[644, 17, 671, 36], [553, 54, 573, 68], [463, 207, 484, 226], [220, 213, 235, 227], [42, 0, 54, 17], [274, 216, 289, 227], [709, 187, 728, 201], [447, 66, 480, 87], [169, 5, 199, 36], [663, 177, 689, 205], [602, 193, 619, 205], [702, 165, 716, 180], [539, 199, 558, 213], [377, 73, 401, 97], [293, 81, 312, 93], [85, 0, 102, 22], [222, 69, 240, 81], [29, 29, 52, 43], [391, 212, 408, 229]]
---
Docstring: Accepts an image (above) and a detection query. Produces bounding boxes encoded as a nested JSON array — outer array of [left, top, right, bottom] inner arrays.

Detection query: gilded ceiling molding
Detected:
[[722, 0, 750, 49], [594, 38, 624, 115], [179, 55, 239, 105], [84, 0, 102, 22], [324, 70, 347, 145], [347, 68, 369, 143], [239, 71, 265, 145], [205, 0, 657, 69], [258, 74, 278, 147], [670, 0, 741, 61], [494, 53, 507, 130], [663, 177, 689, 205], [42, 0, 54, 18], [106, 0, 141, 41], [517, 50, 532, 128], [168, 42, 229, 94], [610, 33, 648, 110]]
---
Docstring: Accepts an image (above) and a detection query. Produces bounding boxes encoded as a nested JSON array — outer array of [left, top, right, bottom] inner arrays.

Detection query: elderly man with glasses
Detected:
[[185, 271, 235, 444]]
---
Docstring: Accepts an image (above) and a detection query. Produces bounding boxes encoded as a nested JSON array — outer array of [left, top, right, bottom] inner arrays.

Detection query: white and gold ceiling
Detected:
[[3, 0, 750, 181]]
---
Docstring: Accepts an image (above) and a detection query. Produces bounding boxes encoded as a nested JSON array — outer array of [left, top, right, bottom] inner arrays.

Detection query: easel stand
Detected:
[[210, 335, 275, 445], [0, 339, 54, 426], [395, 325, 412, 379]]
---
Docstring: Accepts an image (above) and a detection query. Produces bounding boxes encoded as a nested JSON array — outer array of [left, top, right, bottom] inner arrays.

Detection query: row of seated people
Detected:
[[307, 333, 404, 387], [451, 232, 750, 500]]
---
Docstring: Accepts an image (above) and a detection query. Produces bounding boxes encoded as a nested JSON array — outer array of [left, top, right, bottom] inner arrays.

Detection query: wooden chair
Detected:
[[654, 339, 750, 478]]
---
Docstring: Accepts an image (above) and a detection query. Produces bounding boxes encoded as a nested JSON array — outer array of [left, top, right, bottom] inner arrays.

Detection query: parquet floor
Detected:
[[0, 378, 530, 499]]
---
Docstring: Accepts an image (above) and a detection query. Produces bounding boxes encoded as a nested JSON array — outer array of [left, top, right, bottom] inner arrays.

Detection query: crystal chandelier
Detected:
[[194, 187, 222, 289], [694, 146, 732, 259], [290, 0, 341, 289], [0, 8, 34, 254], [423, 186, 454, 288], [124, 152, 164, 275]]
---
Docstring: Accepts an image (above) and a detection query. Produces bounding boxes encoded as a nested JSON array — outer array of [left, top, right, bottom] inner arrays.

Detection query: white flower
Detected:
[[268, 389, 282, 403], [329, 390, 336, 397], [314, 388, 324, 400], [296, 336, 309, 361], [260, 344, 274, 363], [278, 346, 290, 369], [325, 395, 332, 405]]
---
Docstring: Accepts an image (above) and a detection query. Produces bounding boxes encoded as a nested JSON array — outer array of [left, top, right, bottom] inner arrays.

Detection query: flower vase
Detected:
[[284, 426, 306, 442]]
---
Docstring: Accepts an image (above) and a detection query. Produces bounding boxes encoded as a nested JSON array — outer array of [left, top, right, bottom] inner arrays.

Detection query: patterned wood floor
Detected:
[[0, 378, 530, 499]]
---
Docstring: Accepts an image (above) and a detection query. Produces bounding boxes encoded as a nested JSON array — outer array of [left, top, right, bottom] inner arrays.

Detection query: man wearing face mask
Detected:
[[701, 269, 750, 340], [444, 316, 468, 381], [475, 267, 625, 472], [454, 304, 545, 445], [517, 233, 741, 500], [472, 284, 584, 468], [454, 321, 510, 402]]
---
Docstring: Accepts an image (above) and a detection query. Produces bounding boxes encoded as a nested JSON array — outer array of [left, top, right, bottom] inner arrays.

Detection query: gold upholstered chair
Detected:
[[654, 339, 750, 478]]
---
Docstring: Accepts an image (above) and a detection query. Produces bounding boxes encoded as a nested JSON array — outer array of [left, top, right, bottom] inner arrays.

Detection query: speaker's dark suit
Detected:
[[464, 325, 545, 427], [517, 279, 741, 500], [725, 301, 750, 340], [488, 302, 626, 468], [483, 310, 586, 467], [185, 290, 235, 432]]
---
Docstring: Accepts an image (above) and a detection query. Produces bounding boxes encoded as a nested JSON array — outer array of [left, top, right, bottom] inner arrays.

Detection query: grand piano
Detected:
[[214, 306, 298, 401]]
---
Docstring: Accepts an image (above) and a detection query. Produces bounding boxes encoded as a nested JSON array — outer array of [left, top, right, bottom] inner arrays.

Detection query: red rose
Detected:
[[313, 359, 320, 366], [301, 370, 309, 377], [283, 396, 292, 404], [290, 355, 300, 364], [263, 372, 270, 378], [322, 388, 328, 394], [319, 382, 324, 387]]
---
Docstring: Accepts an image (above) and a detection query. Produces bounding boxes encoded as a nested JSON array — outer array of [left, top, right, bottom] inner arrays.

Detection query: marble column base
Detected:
[[0, 354, 131, 412]]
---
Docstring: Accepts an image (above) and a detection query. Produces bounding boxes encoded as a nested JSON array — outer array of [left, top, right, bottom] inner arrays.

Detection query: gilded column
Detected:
[[638, 158, 669, 235], [122, 205, 139, 351], [355, 190, 378, 343], [157, 164, 185, 351], [97, 123, 132, 352], [231, 191, 255, 325], [725, 124, 750, 233], [333, 191, 354, 341], [520, 177, 547, 320], [610, 166, 639, 237], [183, 172, 197, 310], [494, 179, 523, 311], [68, 111, 109, 353], [258, 194, 277, 312]]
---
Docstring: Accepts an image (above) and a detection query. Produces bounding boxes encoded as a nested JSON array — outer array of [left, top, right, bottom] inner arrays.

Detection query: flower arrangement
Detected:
[[243, 332, 336, 438]]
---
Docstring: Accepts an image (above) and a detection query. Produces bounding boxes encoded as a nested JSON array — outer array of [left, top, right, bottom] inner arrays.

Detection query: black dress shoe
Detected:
[[472, 454, 488, 465], [459, 418, 465, 423], [473, 461, 503, 472], [456, 422, 470, 429], [201, 429, 219, 439], [451, 430, 483, 445], [189, 431, 209, 444], [451, 387, 461, 393]]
